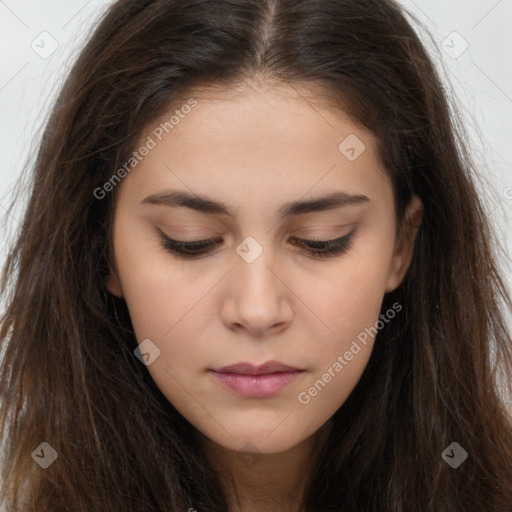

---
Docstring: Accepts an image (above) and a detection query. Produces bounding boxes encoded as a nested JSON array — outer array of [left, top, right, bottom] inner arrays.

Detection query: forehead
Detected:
[[167, 80, 356, 138], [144, 79, 366, 151], [118, 81, 391, 216]]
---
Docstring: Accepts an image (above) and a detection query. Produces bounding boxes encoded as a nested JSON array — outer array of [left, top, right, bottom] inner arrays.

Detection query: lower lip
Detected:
[[210, 370, 303, 398]]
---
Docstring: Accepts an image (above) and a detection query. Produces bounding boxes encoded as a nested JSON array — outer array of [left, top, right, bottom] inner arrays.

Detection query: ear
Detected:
[[385, 194, 423, 293], [106, 266, 124, 298]]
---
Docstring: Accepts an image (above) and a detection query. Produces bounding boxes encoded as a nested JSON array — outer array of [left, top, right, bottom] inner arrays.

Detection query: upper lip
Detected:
[[211, 361, 302, 375]]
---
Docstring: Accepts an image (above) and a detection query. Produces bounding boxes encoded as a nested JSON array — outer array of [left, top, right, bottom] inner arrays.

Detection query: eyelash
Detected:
[[158, 229, 355, 259]]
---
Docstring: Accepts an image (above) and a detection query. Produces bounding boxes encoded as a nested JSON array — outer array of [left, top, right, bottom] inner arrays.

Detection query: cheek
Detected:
[[295, 239, 394, 402], [296, 344, 373, 428], [304, 241, 394, 346], [110, 211, 198, 333], [119, 266, 210, 364]]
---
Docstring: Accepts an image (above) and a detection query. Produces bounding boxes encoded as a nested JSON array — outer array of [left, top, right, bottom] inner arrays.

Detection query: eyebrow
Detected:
[[141, 190, 370, 219]]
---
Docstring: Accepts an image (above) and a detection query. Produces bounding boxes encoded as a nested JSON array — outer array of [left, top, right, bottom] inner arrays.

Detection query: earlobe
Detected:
[[106, 270, 124, 298], [385, 194, 423, 293]]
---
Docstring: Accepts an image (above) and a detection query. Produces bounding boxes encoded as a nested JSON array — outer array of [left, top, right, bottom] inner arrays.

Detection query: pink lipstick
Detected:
[[209, 361, 304, 398]]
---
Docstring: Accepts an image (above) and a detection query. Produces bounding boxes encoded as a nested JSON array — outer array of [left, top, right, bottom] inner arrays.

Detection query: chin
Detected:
[[204, 426, 311, 456]]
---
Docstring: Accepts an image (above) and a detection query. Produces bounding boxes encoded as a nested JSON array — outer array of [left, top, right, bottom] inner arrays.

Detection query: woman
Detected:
[[1, 0, 512, 510]]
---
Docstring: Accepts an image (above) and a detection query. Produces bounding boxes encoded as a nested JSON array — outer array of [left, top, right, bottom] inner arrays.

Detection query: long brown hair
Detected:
[[1, 0, 512, 510]]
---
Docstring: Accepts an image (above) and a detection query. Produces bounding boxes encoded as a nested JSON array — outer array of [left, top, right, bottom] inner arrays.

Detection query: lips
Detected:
[[212, 360, 302, 375], [209, 361, 305, 398]]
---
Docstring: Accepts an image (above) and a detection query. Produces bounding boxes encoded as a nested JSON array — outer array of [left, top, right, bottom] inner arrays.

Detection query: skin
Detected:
[[106, 80, 423, 512]]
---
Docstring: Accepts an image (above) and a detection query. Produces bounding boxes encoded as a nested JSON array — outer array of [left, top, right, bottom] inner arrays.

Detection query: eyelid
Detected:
[[289, 233, 350, 244], [157, 229, 352, 245], [157, 226, 357, 260], [157, 228, 221, 244], [290, 225, 355, 241]]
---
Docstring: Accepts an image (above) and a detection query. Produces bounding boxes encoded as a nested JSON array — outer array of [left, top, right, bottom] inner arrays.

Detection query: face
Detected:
[[106, 81, 422, 456]]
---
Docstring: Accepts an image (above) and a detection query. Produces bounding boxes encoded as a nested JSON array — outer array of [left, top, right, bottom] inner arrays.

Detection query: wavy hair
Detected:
[[1, 0, 512, 510]]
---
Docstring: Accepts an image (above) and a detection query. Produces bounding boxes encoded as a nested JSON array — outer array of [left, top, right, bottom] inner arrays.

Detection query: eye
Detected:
[[158, 229, 355, 260], [289, 231, 355, 258]]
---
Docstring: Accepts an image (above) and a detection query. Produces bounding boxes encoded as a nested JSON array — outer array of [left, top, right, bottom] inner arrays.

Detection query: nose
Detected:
[[221, 243, 293, 337]]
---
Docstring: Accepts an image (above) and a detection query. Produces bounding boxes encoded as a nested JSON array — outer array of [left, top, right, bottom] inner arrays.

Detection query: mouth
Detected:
[[209, 361, 305, 398]]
